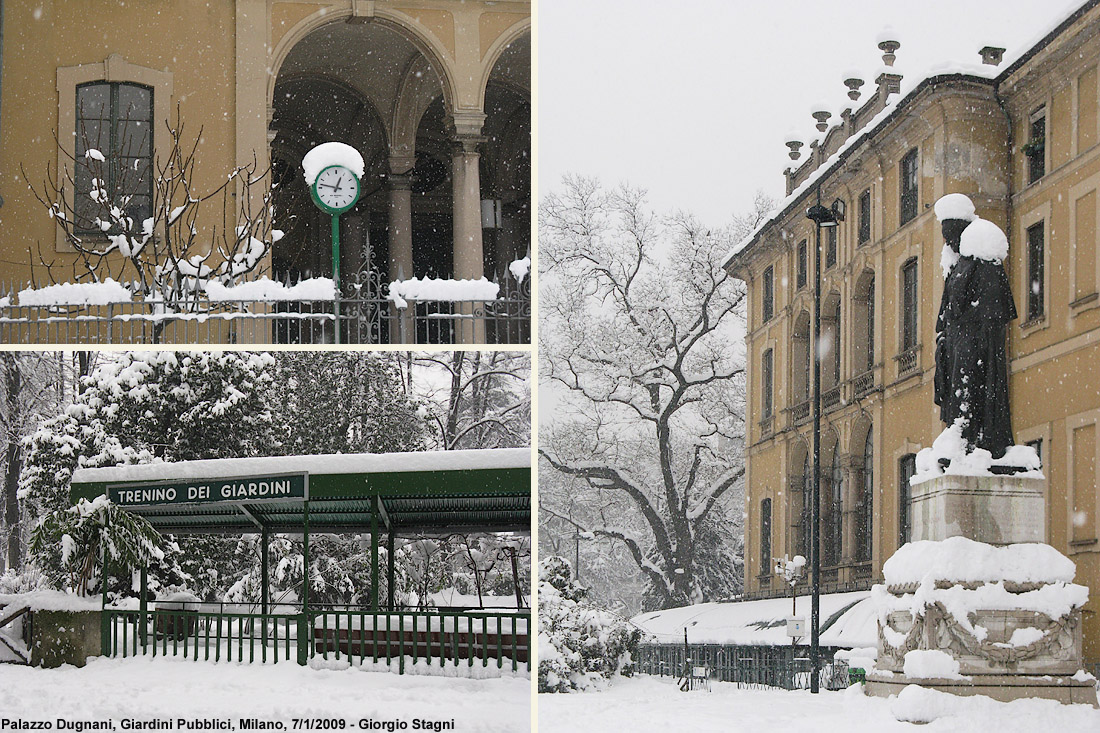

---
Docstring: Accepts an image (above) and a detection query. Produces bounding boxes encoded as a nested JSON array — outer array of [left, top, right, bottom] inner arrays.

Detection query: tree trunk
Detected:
[[3, 354, 21, 571]]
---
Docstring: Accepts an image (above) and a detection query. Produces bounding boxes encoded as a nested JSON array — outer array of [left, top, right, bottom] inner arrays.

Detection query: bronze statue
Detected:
[[933, 194, 1017, 459]]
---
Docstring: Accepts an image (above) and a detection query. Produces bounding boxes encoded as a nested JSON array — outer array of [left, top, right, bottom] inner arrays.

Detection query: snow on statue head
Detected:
[[933, 193, 977, 223]]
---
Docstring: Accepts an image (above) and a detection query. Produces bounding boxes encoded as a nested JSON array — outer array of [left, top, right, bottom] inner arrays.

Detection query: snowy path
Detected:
[[537, 675, 1100, 732], [0, 656, 531, 732]]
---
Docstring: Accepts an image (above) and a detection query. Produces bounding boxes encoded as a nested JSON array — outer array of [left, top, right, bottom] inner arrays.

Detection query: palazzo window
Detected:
[[858, 188, 871, 244], [1026, 107, 1046, 184], [899, 454, 916, 547], [75, 81, 154, 234], [762, 266, 775, 322], [901, 258, 918, 351], [856, 430, 873, 563], [762, 348, 774, 419], [823, 449, 843, 567], [1026, 221, 1045, 322], [826, 226, 837, 268], [797, 240, 808, 290], [899, 148, 918, 226], [760, 498, 772, 573]]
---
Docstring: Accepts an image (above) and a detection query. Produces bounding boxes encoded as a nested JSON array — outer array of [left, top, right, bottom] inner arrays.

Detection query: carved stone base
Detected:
[[910, 473, 1045, 544], [865, 671, 1099, 707]]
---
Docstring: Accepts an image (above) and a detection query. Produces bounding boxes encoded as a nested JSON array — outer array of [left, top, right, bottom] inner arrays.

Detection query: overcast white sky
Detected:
[[538, 0, 1085, 227]]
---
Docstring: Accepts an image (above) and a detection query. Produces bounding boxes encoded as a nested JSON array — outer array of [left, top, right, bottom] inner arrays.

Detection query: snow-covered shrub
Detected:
[[0, 566, 50, 594], [538, 556, 641, 693]]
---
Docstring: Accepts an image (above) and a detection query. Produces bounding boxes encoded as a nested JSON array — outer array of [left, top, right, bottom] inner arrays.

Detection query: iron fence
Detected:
[[103, 607, 531, 674], [635, 642, 850, 691], [0, 269, 530, 345]]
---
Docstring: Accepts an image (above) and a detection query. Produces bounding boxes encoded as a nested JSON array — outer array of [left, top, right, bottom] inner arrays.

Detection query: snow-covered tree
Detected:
[[538, 556, 641, 693], [271, 352, 426, 456], [29, 495, 163, 597], [539, 177, 772, 611], [19, 351, 279, 590]]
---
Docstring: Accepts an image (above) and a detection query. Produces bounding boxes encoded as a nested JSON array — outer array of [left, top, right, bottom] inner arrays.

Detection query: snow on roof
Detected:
[[301, 142, 365, 186], [630, 590, 875, 649], [71, 447, 530, 485], [724, 0, 1093, 270]]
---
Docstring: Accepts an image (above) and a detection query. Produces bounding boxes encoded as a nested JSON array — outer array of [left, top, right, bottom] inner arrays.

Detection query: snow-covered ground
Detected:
[[0, 655, 531, 731], [538, 675, 1100, 732]]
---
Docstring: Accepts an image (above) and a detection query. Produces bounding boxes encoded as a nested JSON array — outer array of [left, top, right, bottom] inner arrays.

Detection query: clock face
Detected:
[[313, 165, 359, 213]]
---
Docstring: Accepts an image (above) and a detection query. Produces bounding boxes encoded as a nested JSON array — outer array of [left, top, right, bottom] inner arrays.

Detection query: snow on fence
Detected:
[[103, 607, 531, 674], [0, 268, 530, 345]]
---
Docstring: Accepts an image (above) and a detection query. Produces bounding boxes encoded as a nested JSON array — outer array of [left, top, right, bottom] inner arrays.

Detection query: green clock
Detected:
[[310, 164, 360, 214]]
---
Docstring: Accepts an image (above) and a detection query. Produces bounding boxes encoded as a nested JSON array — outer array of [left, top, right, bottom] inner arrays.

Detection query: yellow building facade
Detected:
[[0, 0, 530, 340], [726, 1, 1100, 667]]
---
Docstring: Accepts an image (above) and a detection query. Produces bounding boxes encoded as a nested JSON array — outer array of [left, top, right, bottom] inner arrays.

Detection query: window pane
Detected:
[[859, 189, 871, 243], [77, 83, 110, 120], [119, 121, 152, 158], [797, 241, 807, 289], [118, 84, 152, 121], [899, 454, 916, 546], [1027, 223, 1044, 320], [76, 120, 106, 155]]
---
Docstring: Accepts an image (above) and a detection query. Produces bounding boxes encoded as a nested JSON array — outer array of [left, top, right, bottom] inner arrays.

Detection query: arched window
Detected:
[[856, 430, 873, 562]]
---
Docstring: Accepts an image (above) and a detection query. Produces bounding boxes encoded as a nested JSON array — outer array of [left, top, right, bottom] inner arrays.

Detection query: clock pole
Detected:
[[332, 213, 341, 345]]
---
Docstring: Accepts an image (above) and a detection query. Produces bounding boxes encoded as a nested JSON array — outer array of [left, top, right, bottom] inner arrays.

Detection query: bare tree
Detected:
[[538, 176, 773, 610], [407, 352, 530, 450], [23, 111, 278, 317]]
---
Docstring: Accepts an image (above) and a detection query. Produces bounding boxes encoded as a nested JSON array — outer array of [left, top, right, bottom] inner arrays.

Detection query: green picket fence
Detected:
[[309, 610, 530, 673], [104, 608, 530, 673]]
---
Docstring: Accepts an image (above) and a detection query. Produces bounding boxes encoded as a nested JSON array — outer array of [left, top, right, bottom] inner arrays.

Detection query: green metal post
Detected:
[[261, 526, 269, 649], [371, 493, 379, 611], [139, 566, 148, 651], [299, 498, 310, 666], [387, 526, 395, 611], [100, 545, 109, 656], [332, 214, 341, 345]]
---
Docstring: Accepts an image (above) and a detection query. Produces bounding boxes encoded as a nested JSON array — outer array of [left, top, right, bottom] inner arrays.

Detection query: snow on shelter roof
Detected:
[[631, 590, 876, 649], [69, 448, 531, 535]]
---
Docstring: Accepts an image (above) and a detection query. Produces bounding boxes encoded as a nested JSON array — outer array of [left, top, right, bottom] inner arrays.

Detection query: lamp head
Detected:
[[806, 204, 838, 227]]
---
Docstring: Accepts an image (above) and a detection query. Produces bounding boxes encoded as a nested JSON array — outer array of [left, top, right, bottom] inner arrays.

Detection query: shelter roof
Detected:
[[69, 448, 531, 535]]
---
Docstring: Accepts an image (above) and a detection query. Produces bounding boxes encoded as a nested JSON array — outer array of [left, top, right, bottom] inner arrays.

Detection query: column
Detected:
[[451, 135, 485, 282], [387, 171, 414, 283]]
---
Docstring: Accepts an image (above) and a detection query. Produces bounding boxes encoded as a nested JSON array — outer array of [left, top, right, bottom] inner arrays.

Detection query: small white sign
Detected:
[[786, 617, 806, 637]]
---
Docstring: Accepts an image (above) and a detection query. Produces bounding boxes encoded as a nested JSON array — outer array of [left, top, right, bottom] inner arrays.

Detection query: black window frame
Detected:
[[762, 266, 775, 322], [797, 240, 808, 290], [760, 498, 772, 574], [866, 278, 876, 372], [899, 454, 916, 547], [858, 188, 872, 244], [762, 348, 774, 419], [899, 148, 919, 226], [1026, 221, 1045, 322], [1027, 107, 1046, 184], [826, 225, 837, 268], [75, 80, 155, 236], [901, 258, 918, 351]]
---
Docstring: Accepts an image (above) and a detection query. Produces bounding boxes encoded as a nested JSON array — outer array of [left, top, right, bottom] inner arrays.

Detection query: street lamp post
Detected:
[[805, 193, 838, 693]]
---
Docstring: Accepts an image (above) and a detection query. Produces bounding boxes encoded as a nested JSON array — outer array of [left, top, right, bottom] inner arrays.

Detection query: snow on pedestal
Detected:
[[909, 423, 1045, 545], [865, 537, 1097, 707]]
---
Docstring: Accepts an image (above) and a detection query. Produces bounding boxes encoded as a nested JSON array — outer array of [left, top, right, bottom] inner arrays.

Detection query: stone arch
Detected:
[[391, 55, 445, 166], [268, 8, 458, 116], [478, 21, 531, 109]]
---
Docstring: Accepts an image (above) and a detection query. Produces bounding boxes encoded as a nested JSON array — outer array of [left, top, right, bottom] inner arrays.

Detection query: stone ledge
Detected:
[[910, 473, 1046, 545], [866, 671, 1099, 707]]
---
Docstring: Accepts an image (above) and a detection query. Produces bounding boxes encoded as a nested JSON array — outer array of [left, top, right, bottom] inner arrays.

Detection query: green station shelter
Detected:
[[68, 447, 531, 670]]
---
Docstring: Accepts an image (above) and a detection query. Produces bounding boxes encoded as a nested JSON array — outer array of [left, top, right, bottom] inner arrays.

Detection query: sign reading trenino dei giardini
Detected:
[[108, 473, 308, 507]]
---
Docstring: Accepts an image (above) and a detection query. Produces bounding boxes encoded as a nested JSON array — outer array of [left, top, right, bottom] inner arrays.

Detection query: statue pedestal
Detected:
[[910, 473, 1045, 545]]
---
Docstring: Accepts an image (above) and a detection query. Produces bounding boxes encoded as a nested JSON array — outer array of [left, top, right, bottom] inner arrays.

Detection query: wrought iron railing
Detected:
[[895, 346, 920, 378], [0, 269, 530, 345], [789, 399, 811, 424], [103, 607, 531, 673], [822, 384, 843, 411], [852, 369, 876, 397], [635, 642, 850, 691]]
